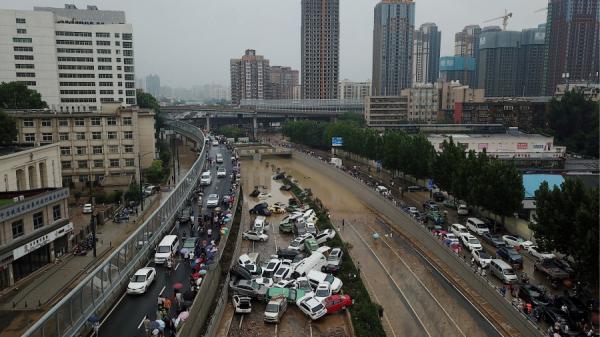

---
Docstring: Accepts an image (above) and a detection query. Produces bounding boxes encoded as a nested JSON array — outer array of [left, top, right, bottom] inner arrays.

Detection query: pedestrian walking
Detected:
[[92, 321, 100, 336], [342, 219, 345, 230]]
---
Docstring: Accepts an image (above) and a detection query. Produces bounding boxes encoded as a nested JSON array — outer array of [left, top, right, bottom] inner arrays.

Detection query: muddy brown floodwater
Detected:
[[239, 157, 501, 337]]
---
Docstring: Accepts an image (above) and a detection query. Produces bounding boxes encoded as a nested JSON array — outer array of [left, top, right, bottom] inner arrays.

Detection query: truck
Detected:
[[330, 157, 342, 168], [534, 258, 570, 280]]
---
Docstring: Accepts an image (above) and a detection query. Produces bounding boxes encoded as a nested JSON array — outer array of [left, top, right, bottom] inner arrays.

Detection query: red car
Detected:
[[324, 294, 353, 314]]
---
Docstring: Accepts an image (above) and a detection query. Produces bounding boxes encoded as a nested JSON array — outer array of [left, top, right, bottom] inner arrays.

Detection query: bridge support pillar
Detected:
[[331, 116, 337, 123], [252, 116, 258, 141], [293, 117, 298, 121], [205, 115, 210, 131]]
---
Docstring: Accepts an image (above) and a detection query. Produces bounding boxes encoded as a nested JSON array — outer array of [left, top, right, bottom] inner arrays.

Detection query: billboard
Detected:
[[331, 137, 343, 147]]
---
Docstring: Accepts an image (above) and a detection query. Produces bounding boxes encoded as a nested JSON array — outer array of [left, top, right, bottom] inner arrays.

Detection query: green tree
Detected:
[[124, 182, 140, 203], [0, 81, 47, 109], [548, 91, 599, 157], [217, 126, 244, 139], [338, 111, 365, 126], [482, 159, 523, 223], [137, 90, 164, 136], [530, 179, 599, 284], [0, 109, 17, 145], [144, 160, 166, 184]]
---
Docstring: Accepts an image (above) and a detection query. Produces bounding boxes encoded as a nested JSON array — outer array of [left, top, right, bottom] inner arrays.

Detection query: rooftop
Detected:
[[0, 145, 34, 157], [428, 131, 552, 140]]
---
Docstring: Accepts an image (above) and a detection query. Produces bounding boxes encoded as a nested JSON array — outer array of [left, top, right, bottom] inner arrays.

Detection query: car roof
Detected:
[[135, 267, 154, 275]]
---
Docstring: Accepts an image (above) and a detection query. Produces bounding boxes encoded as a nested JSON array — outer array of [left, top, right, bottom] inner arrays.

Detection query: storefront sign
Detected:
[[517, 143, 529, 150], [13, 222, 73, 259], [533, 144, 544, 150], [478, 143, 488, 150]]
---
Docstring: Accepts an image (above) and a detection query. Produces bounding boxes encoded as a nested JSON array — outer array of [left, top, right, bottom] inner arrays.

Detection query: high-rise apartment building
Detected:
[[413, 23, 441, 84], [454, 25, 481, 58], [145, 74, 160, 98], [338, 79, 371, 100], [401, 83, 439, 123], [301, 0, 339, 99], [544, 0, 600, 95], [0, 5, 136, 112], [439, 56, 476, 88], [230, 49, 271, 105], [270, 66, 299, 100], [478, 26, 546, 97], [372, 0, 415, 96]]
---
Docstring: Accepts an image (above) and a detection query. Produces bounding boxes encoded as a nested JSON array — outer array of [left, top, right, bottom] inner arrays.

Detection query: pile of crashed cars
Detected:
[[231, 202, 352, 323]]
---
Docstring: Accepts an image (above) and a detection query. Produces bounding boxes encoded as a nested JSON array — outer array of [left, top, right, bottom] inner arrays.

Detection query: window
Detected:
[[42, 133, 52, 142], [107, 117, 117, 125], [92, 146, 103, 154], [12, 220, 24, 239], [117, 82, 123, 87], [14, 55, 34, 60], [59, 73, 94, 78], [16, 64, 34, 69], [57, 57, 93, 62], [114, 33, 120, 38], [126, 90, 136, 96], [33, 212, 44, 230], [58, 119, 69, 126], [123, 117, 132, 126], [56, 40, 92, 45], [125, 159, 135, 167], [56, 48, 92, 54], [75, 118, 85, 126], [76, 132, 85, 140], [76, 146, 86, 155], [107, 131, 117, 139], [115, 41, 120, 46], [110, 159, 120, 167], [99, 90, 114, 95], [96, 40, 110, 46], [99, 82, 113, 87], [59, 133, 69, 141], [91, 117, 101, 126], [122, 33, 132, 40], [92, 132, 101, 140], [124, 58, 134, 65], [78, 160, 88, 168], [16, 28, 27, 34], [60, 147, 71, 155], [23, 118, 34, 127], [16, 72, 35, 77], [97, 49, 111, 54], [125, 74, 134, 81], [97, 57, 112, 62], [13, 37, 32, 43], [123, 42, 132, 48], [96, 32, 110, 38], [108, 145, 118, 153], [93, 159, 103, 168], [14, 46, 33, 52], [123, 50, 133, 56], [98, 65, 112, 70], [16, 18, 26, 24], [57, 31, 91, 37], [61, 161, 71, 169], [124, 131, 133, 139], [58, 64, 93, 70], [98, 74, 113, 78], [41, 119, 51, 127], [124, 145, 134, 153], [126, 98, 136, 105], [24, 133, 35, 142], [79, 175, 88, 182], [52, 205, 62, 221]]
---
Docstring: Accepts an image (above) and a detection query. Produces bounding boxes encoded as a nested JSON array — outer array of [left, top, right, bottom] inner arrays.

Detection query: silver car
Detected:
[[206, 194, 219, 208], [229, 279, 268, 300]]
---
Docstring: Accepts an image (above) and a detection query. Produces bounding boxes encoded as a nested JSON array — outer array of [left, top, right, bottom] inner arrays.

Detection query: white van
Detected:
[[450, 223, 469, 238], [490, 259, 518, 284], [306, 270, 343, 293], [253, 216, 269, 233], [376, 186, 389, 194], [303, 209, 317, 223], [466, 217, 489, 235], [154, 235, 179, 264], [291, 252, 327, 278], [216, 153, 223, 163]]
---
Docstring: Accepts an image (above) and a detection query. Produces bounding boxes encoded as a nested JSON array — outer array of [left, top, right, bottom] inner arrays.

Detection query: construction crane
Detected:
[[483, 9, 513, 31], [533, 7, 547, 13]]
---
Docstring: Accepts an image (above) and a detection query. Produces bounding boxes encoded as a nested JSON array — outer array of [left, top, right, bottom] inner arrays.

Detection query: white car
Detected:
[[232, 295, 252, 314], [206, 194, 219, 208], [461, 234, 482, 251], [127, 267, 156, 294], [502, 235, 533, 249], [442, 233, 460, 245], [457, 204, 469, 215], [273, 264, 292, 282], [262, 259, 282, 278], [313, 282, 332, 302], [294, 277, 314, 295], [212, 140, 219, 146], [273, 279, 295, 289], [526, 246, 556, 260], [254, 277, 274, 288], [315, 229, 336, 244], [217, 167, 227, 178], [326, 247, 343, 267], [305, 222, 317, 235], [471, 249, 492, 268], [407, 207, 419, 218], [82, 203, 93, 214], [242, 230, 268, 242], [200, 171, 212, 186], [297, 295, 327, 320], [264, 296, 287, 323]]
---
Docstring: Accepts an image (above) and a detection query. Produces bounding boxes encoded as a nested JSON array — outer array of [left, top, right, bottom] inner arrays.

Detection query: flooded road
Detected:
[[240, 157, 502, 337]]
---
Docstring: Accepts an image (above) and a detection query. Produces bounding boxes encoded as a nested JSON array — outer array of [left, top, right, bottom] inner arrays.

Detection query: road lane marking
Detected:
[[362, 277, 398, 337], [137, 315, 146, 329], [175, 262, 180, 271], [365, 222, 467, 337], [347, 222, 433, 337], [309, 322, 313, 337], [159, 286, 166, 296], [274, 233, 278, 251], [274, 323, 278, 337], [100, 291, 126, 326], [238, 314, 244, 329]]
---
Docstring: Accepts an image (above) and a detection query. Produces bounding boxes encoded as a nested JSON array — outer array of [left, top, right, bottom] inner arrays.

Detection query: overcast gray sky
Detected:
[[6, 0, 548, 87]]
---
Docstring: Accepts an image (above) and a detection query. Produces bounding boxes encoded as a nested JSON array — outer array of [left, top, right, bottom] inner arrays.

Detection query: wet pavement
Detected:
[[238, 156, 502, 337]]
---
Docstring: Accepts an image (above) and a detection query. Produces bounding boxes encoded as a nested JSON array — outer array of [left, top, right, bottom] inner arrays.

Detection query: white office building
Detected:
[[338, 79, 371, 100], [0, 5, 136, 112]]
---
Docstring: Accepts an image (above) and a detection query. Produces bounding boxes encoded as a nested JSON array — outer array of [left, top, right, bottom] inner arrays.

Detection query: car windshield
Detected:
[[157, 245, 171, 253], [468, 239, 479, 244], [324, 274, 334, 283], [131, 274, 146, 282], [327, 255, 337, 261], [312, 303, 324, 312], [316, 288, 329, 297], [265, 303, 279, 313], [266, 262, 277, 270], [479, 252, 491, 259], [503, 269, 515, 275]]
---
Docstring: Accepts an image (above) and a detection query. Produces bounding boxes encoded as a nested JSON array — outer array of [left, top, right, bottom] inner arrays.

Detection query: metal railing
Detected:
[[23, 120, 206, 337]]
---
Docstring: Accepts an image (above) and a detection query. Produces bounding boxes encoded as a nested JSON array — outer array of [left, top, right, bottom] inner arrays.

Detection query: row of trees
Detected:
[[282, 120, 524, 220], [531, 180, 599, 284]]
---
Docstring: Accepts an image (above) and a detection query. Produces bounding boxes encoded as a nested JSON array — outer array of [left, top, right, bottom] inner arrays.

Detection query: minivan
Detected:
[[216, 153, 223, 163], [291, 252, 327, 278], [450, 223, 469, 238], [154, 235, 179, 264], [306, 270, 343, 293], [490, 259, 518, 284], [466, 218, 489, 235]]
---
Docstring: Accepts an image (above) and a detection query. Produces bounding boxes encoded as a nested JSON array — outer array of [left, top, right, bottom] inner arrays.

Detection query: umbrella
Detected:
[[372, 232, 380, 240], [155, 319, 165, 331], [191, 272, 201, 279], [182, 290, 195, 301], [178, 311, 189, 321], [199, 269, 207, 275], [172, 282, 184, 290], [87, 314, 100, 323], [195, 258, 202, 263], [180, 248, 189, 255], [223, 217, 231, 223], [147, 321, 160, 330]]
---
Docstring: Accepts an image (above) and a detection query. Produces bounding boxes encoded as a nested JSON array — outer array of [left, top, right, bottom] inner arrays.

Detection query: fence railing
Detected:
[[23, 120, 206, 337]]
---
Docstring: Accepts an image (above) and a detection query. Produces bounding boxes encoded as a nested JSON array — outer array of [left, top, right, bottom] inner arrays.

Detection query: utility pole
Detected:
[[90, 195, 97, 258], [139, 152, 144, 211]]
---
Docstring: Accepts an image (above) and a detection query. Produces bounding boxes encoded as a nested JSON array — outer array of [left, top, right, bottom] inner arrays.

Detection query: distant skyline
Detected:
[[4, 0, 548, 87]]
